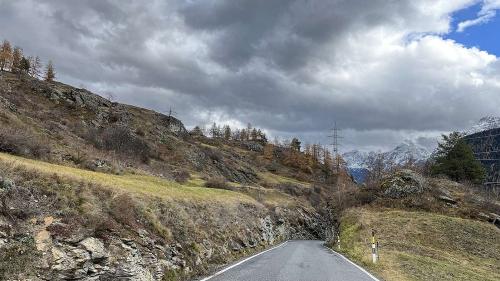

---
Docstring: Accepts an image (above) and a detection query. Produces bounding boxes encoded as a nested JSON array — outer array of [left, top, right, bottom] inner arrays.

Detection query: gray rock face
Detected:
[[79, 237, 108, 260], [35, 82, 188, 137], [260, 216, 276, 244], [381, 169, 426, 198], [46, 235, 171, 281], [0, 200, 329, 281]]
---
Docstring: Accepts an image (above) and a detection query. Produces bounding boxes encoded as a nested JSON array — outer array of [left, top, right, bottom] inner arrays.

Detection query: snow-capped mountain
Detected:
[[343, 141, 432, 183], [341, 150, 371, 169], [383, 142, 432, 166], [465, 116, 500, 136]]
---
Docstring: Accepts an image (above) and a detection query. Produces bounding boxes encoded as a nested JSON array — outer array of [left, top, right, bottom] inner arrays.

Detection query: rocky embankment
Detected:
[[0, 174, 330, 281]]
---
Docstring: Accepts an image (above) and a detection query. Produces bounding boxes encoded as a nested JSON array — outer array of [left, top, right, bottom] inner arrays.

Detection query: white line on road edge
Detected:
[[327, 248, 381, 281], [199, 241, 288, 281]]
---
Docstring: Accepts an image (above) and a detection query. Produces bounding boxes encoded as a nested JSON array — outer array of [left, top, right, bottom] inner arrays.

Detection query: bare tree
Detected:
[[29, 56, 42, 78], [0, 40, 13, 71], [366, 152, 386, 184], [210, 122, 221, 138]]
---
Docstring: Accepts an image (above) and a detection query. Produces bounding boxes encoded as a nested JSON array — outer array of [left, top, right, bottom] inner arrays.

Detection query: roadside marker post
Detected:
[[337, 232, 341, 250], [371, 229, 378, 263]]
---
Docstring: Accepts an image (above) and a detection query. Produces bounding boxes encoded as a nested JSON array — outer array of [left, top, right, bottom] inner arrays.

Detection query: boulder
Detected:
[[381, 169, 426, 198], [0, 177, 14, 190], [79, 237, 108, 260], [437, 195, 457, 205]]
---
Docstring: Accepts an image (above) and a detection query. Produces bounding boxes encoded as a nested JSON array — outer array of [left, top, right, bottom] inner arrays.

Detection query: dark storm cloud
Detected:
[[0, 0, 499, 151]]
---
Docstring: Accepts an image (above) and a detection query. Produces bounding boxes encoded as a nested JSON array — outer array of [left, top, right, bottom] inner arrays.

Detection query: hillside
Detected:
[[330, 170, 500, 281], [2, 70, 499, 281], [0, 71, 346, 280]]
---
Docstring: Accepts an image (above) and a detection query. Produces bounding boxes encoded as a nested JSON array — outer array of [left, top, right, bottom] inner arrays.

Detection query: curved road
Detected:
[[200, 240, 378, 281]]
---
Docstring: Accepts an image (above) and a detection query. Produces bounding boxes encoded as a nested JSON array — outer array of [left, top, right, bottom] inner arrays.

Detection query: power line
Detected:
[[328, 122, 343, 173], [163, 107, 177, 130]]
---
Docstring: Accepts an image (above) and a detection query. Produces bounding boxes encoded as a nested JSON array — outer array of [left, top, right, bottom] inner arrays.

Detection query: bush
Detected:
[[86, 126, 151, 163], [204, 177, 233, 190], [354, 188, 378, 205], [0, 127, 50, 158], [276, 182, 303, 197], [0, 237, 38, 280], [108, 193, 139, 229], [173, 169, 190, 183], [203, 147, 223, 162]]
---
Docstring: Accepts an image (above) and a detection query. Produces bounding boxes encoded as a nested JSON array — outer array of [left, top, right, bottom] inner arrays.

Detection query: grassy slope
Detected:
[[0, 152, 255, 204], [0, 152, 301, 209], [338, 207, 500, 281]]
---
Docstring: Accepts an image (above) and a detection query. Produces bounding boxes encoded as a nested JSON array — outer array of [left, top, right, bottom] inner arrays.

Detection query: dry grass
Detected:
[[336, 207, 500, 281], [0, 152, 255, 204], [258, 172, 311, 188]]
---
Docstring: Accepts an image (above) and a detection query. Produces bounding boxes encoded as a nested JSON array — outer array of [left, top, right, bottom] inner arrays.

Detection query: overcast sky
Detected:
[[1, 0, 499, 152]]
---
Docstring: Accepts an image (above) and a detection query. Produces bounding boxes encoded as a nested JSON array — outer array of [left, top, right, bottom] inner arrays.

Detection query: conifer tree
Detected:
[[11, 46, 22, 73], [263, 144, 274, 160], [323, 148, 333, 170], [210, 122, 221, 138], [257, 129, 267, 143], [250, 128, 258, 140], [20, 57, 30, 74], [190, 126, 204, 136], [430, 132, 485, 184], [240, 129, 248, 141], [223, 125, 231, 141], [290, 138, 301, 152], [45, 60, 56, 82]]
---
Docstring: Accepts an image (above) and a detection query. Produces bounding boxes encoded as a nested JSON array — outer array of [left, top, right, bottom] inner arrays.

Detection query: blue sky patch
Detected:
[[445, 2, 500, 56]]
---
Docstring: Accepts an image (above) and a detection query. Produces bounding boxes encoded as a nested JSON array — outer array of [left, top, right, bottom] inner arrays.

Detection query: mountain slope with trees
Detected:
[[0, 39, 352, 281]]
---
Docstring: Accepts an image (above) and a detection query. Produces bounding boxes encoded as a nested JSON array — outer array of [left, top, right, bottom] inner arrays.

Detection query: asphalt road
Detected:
[[202, 240, 378, 281]]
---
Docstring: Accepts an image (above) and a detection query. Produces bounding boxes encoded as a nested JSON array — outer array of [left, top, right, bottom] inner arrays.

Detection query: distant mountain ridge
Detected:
[[343, 141, 432, 183], [343, 141, 431, 168], [465, 116, 500, 136]]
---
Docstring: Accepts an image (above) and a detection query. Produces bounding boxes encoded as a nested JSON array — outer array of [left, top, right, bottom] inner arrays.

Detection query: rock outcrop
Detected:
[[381, 169, 426, 198], [0, 183, 328, 281]]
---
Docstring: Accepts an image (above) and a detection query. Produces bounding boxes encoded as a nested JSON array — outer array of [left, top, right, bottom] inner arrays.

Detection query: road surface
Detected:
[[201, 240, 378, 281]]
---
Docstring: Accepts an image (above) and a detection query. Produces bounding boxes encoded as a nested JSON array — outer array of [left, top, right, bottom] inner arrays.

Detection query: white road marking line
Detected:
[[327, 247, 381, 281], [199, 241, 288, 281]]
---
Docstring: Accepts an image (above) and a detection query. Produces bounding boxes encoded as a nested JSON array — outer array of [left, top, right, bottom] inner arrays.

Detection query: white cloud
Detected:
[[457, 0, 500, 32], [1, 0, 499, 152]]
